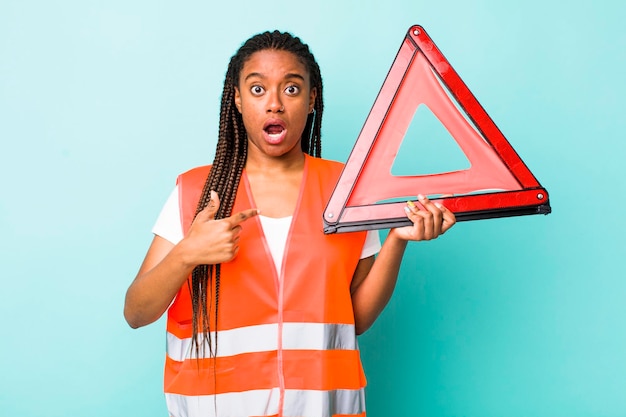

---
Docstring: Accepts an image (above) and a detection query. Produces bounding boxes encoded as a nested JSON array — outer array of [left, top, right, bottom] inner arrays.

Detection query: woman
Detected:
[[124, 30, 455, 417]]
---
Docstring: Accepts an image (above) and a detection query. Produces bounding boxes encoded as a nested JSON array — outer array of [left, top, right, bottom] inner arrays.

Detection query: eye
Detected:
[[284, 85, 300, 96], [250, 85, 265, 96]]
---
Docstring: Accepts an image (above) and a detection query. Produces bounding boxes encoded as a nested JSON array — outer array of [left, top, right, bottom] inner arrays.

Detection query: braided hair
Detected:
[[190, 30, 324, 358]]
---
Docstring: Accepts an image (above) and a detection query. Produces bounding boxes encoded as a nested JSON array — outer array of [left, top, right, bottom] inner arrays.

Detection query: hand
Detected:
[[390, 194, 456, 241], [181, 191, 259, 266]]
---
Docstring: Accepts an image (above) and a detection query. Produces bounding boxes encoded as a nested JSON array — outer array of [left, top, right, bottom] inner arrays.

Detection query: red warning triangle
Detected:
[[323, 25, 551, 233]]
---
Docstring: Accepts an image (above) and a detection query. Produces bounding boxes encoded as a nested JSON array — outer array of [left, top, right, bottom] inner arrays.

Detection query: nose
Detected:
[[267, 90, 284, 113]]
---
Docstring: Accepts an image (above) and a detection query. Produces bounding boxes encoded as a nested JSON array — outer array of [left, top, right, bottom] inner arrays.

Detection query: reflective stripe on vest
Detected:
[[166, 388, 366, 417], [165, 155, 368, 417], [167, 322, 358, 361]]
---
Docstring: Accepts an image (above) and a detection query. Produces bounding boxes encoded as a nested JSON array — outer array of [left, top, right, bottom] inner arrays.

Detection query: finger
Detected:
[[404, 202, 430, 240], [438, 204, 457, 233], [416, 194, 441, 214], [416, 194, 444, 236], [407, 196, 439, 238], [230, 225, 243, 240], [226, 208, 260, 227], [207, 190, 220, 218], [196, 190, 221, 222]]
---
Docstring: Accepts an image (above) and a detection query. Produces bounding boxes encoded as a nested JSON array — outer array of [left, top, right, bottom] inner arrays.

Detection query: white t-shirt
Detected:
[[152, 186, 382, 275]]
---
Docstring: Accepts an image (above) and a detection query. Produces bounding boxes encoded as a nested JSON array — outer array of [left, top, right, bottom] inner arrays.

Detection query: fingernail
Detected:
[[404, 206, 411, 213], [434, 203, 442, 209], [417, 194, 425, 201], [406, 200, 416, 208]]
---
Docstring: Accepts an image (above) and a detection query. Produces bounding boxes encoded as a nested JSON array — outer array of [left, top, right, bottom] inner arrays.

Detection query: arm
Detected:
[[350, 194, 456, 334], [123, 191, 258, 328]]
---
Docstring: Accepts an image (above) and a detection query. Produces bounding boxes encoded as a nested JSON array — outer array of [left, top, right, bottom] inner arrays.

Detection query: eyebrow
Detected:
[[243, 72, 306, 83]]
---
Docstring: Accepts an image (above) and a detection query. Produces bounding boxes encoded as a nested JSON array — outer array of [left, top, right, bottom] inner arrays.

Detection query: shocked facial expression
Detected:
[[234, 49, 317, 160]]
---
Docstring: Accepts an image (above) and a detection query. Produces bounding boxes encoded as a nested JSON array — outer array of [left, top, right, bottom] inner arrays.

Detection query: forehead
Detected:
[[239, 49, 309, 83]]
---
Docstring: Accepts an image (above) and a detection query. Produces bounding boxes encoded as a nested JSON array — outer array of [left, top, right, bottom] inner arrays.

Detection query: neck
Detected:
[[244, 149, 307, 218], [245, 148, 306, 175]]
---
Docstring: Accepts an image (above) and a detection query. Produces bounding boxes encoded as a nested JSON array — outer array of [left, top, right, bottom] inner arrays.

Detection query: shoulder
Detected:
[[305, 155, 345, 176], [176, 165, 212, 184], [175, 165, 211, 206], [175, 165, 212, 233], [176, 165, 212, 194]]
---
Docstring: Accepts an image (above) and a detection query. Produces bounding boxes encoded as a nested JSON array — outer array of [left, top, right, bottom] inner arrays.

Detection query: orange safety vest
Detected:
[[164, 155, 368, 417]]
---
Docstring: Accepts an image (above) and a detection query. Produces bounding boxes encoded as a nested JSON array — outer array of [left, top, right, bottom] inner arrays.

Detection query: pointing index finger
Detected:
[[226, 208, 260, 227]]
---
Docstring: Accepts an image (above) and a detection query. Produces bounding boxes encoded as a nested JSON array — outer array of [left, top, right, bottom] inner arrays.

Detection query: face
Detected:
[[234, 49, 317, 160]]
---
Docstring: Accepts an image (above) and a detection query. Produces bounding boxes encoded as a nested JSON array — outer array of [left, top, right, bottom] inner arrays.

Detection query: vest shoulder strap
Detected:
[[176, 165, 211, 235]]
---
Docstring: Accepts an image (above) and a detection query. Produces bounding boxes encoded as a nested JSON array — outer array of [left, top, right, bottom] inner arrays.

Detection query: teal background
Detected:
[[1, 1, 624, 416]]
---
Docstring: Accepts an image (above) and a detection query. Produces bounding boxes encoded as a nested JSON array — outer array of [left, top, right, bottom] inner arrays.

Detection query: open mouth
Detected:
[[263, 119, 287, 144], [265, 124, 284, 137]]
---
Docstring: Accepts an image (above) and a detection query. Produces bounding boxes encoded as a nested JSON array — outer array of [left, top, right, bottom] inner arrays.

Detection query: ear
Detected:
[[308, 87, 317, 113], [234, 86, 242, 113]]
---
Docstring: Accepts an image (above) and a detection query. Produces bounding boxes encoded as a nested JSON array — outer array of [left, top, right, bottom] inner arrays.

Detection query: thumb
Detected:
[[197, 190, 220, 221]]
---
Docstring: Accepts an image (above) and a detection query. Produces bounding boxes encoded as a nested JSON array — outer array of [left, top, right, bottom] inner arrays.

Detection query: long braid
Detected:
[[188, 30, 324, 361]]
